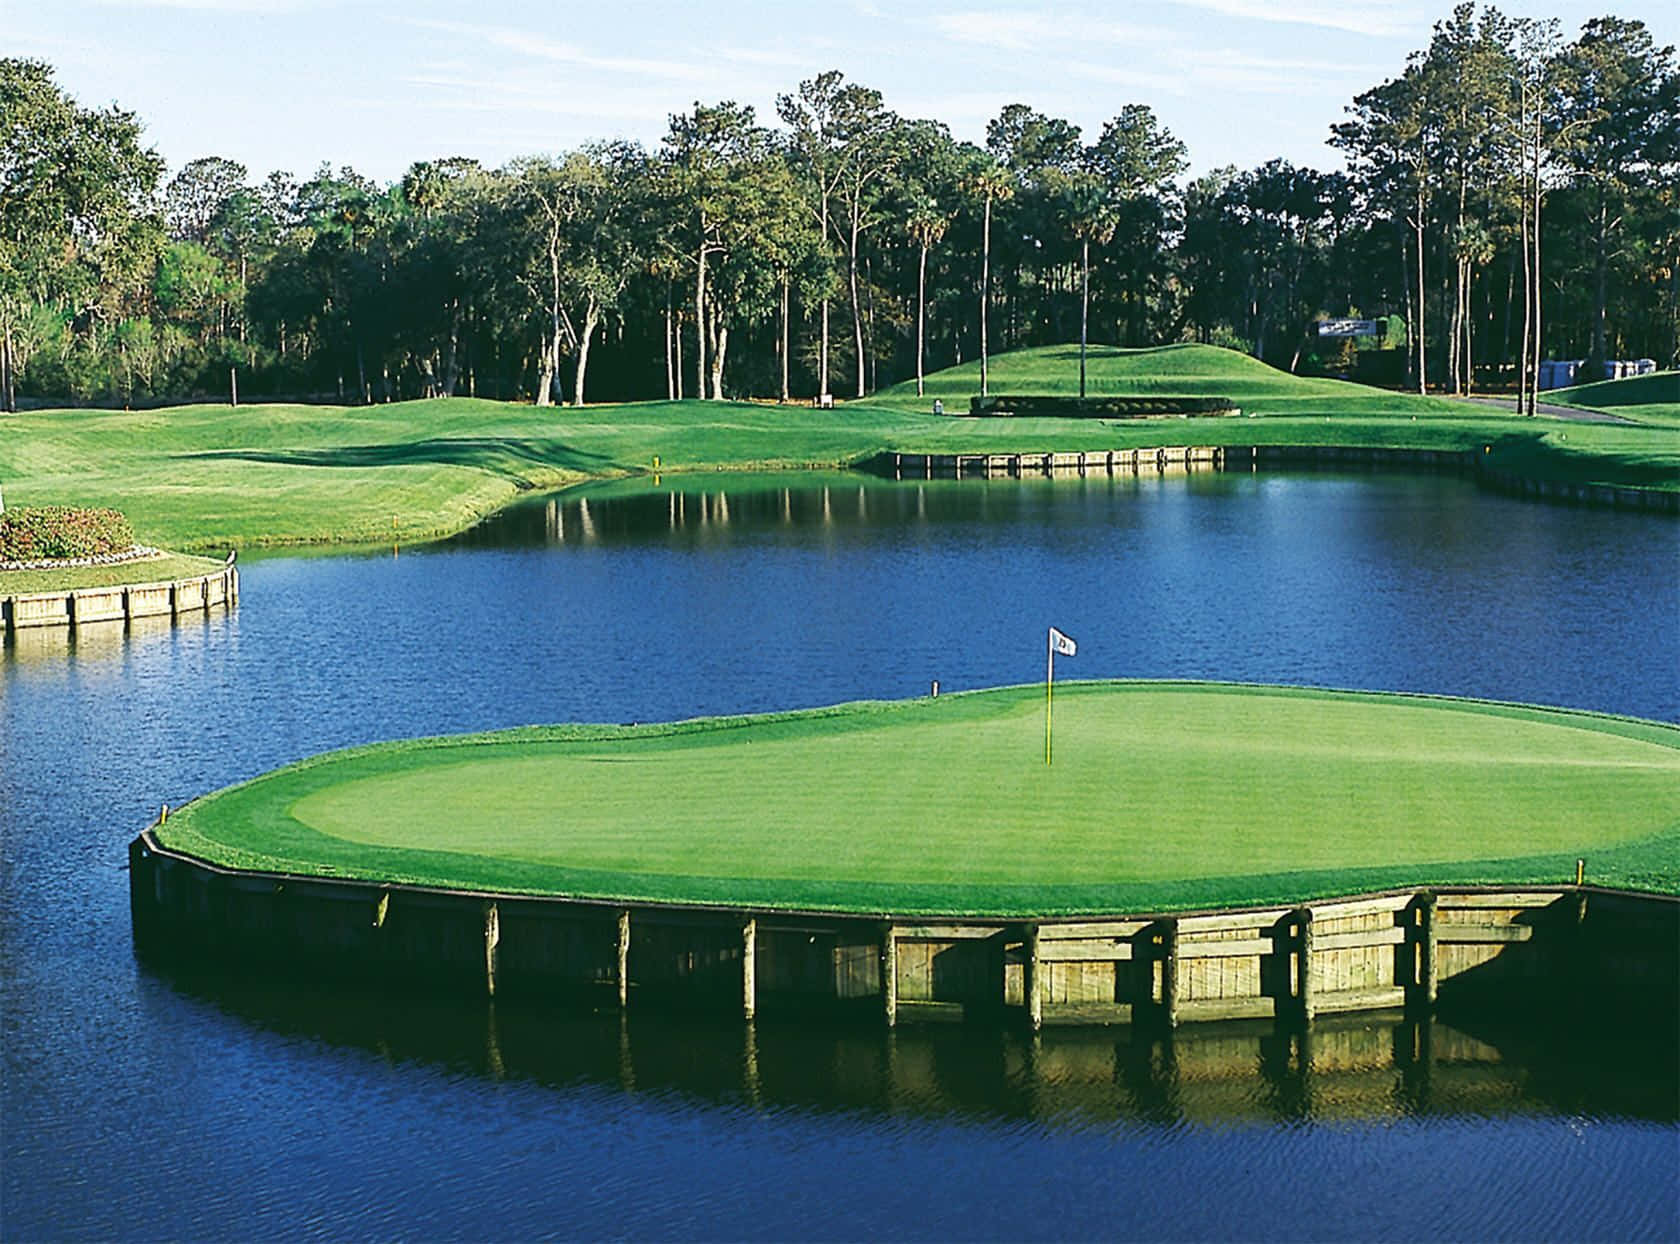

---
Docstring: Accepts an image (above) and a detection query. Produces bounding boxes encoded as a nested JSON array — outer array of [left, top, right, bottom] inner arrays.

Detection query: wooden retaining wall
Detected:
[[3, 561, 238, 636], [876, 448, 1224, 479], [860, 445, 1678, 514], [130, 830, 1676, 1029]]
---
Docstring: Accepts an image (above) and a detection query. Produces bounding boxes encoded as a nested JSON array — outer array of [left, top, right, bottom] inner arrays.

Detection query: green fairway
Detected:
[[153, 682, 1680, 915], [5, 345, 1675, 553]]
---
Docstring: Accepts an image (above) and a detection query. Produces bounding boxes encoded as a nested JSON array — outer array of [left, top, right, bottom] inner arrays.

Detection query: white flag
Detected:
[[1049, 627, 1077, 657]]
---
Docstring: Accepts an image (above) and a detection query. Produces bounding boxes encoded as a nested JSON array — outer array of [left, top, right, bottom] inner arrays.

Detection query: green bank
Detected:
[[154, 682, 1680, 916], [1547, 370, 1680, 428], [4, 345, 1677, 556]]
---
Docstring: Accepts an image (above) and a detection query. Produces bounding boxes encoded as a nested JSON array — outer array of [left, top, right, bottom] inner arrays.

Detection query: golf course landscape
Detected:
[[153, 682, 1680, 915], [4, 346, 1677, 568]]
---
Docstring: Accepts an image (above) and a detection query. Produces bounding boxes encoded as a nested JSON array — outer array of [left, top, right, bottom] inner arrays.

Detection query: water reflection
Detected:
[[145, 962, 1678, 1131]]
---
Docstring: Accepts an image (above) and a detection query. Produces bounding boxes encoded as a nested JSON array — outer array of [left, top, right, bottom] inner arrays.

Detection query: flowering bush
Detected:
[[0, 507, 135, 560]]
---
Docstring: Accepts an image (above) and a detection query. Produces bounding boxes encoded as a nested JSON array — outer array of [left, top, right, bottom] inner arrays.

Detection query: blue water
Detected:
[[3, 471, 1676, 1240]]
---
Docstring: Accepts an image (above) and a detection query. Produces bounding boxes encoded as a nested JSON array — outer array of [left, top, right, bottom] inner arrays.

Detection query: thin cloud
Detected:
[[407, 18, 711, 83], [930, 10, 1171, 51], [91, 0, 323, 11], [1165, 0, 1423, 39]]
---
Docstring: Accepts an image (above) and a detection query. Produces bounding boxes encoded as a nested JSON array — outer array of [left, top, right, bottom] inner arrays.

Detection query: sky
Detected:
[[7, 0, 1677, 188]]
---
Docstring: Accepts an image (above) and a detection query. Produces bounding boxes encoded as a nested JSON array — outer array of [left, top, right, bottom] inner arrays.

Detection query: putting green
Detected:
[[156, 683, 1680, 915]]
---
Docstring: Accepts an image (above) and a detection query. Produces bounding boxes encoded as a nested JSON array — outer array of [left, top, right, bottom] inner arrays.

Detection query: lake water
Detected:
[[3, 470, 1676, 1240]]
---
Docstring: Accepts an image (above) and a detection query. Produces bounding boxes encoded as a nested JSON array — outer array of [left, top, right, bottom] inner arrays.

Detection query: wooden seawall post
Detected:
[[882, 923, 898, 1028], [742, 917, 757, 1021], [483, 901, 500, 997], [616, 908, 631, 1007], [1296, 907, 1315, 1023], [1026, 924, 1043, 1032]]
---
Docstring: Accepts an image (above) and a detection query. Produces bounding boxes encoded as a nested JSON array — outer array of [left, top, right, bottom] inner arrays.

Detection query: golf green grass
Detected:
[[5, 345, 1675, 555], [153, 682, 1680, 916]]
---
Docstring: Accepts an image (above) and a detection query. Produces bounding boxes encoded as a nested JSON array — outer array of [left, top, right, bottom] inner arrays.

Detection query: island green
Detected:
[[154, 682, 1680, 916]]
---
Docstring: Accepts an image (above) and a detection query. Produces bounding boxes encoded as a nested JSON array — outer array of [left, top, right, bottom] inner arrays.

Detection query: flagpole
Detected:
[[1046, 628, 1054, 766]]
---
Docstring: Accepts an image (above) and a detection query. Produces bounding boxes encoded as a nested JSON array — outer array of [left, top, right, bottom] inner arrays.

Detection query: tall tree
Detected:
[[963, 156, 1016, 398], [1558, 17, 1679, 377], [0, 58, 163, 411]]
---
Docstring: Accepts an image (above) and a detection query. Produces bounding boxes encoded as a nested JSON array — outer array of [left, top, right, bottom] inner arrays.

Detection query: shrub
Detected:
[[0, 507, 136, 561], [968, 394, 1238, 418]]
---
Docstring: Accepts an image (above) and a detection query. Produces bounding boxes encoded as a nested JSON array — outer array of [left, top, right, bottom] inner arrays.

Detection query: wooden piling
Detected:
[[1161, 919, 1179, 1027], [742, 916, 757, 1021], [616, 908, 630, 1007], [883, 923, 898, 1028], [1026, 924, 1043, 1031], [1418, 891, 1438, 1006], [1296, 907, 1315, 1022], [483, 900, 500, 998]]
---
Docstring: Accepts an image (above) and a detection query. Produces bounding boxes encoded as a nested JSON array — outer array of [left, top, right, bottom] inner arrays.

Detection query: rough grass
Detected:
[[5, 345, 1674, 552], [0, 551, 225, 594], [154, 682, 1680, 916]]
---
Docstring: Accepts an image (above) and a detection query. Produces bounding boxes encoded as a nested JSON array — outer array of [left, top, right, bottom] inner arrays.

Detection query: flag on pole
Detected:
[[1046, 626, 1077, 765]]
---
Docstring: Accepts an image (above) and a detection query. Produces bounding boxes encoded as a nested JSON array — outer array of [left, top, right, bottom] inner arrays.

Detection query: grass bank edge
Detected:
[[9, 343, 1676, 552], [152, 681, 1680, 913]]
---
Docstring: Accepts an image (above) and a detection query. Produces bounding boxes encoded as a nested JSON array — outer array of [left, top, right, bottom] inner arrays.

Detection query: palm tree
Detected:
[[964, 159, 1015, 398], [906, 200, 951, 398]]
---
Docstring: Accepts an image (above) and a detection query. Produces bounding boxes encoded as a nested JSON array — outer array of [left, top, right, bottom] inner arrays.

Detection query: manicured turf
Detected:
[[1548, 371, 1680, 428], [154, 682, 1680, 915], [0, 551, 224, 595], [5, 345, 1674, 552]]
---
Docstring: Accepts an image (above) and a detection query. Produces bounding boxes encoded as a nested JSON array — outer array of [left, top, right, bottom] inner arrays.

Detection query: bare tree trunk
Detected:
[[1401, 226, 1417, 392], [1079, 238, 1089, 399], [535, 326, 559, 407], [819, 196, 830, 399], [664, 293, 674, 400], [1590, 187, 1610, 379], [674, 308, 684, 400], [572, 299, 598, 407], [1, 323, 13, 414], [916, 241, 927, 398], [779, 276, 790, 403], [849, 211, 866, 399], [980, 195, 992, 398], [1413, 191, 1427, 395], [1525, 184, 1538, 415], [709, 314, 727, 401], [443, 299, 461, 397], [1529, 153, 1543, 415], [694, 240, 707, 399], [357, 342, 370, 405]]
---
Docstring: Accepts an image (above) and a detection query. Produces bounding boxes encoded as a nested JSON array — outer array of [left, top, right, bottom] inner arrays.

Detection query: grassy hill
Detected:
[[870, 343, 1461, 417], [154, 682, 1680, 914], [3, 344, 1675, 556], [1548, 371, 1680, 427]]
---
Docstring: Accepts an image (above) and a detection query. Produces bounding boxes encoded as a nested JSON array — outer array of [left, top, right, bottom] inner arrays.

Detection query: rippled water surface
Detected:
[[3, 471, 1677, 1240]]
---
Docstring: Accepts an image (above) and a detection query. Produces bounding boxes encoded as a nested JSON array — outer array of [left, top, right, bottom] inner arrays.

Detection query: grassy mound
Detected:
[[154, 682, 1680, 916], [1549, 371, 1680, 428], [872, 343, 1460, 418]]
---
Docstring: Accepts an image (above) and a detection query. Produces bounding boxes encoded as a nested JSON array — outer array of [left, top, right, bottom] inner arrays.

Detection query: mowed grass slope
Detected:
[[870, 342, 1459, 417], [5, 345, 1675, 554], [155, 683, 1680, 915], [1549, 371, 1680, 427]]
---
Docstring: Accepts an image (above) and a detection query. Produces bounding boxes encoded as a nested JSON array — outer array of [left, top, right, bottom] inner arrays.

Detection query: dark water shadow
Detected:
[[138, 956, 1679, 1132]]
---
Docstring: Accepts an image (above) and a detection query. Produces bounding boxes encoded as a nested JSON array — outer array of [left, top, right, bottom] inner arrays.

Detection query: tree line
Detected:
[[1, 4, 1674, 414]]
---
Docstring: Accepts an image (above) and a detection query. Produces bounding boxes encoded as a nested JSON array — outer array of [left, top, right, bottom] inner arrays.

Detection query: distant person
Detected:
[[933, 398, 944, 416]]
